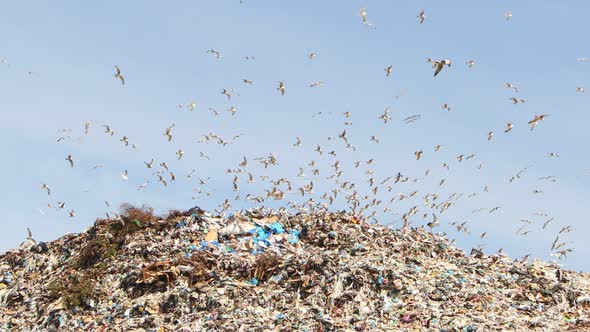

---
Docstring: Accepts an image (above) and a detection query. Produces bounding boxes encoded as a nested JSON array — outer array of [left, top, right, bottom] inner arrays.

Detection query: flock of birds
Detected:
[[21, 6, 589, 265]]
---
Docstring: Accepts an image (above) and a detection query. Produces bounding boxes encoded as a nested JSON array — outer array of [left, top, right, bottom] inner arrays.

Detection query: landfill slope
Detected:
[[1, 206, 589, 331]]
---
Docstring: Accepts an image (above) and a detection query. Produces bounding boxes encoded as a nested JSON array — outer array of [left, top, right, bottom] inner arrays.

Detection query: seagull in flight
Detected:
[[164, 123, 175, 141], [40, 184, 51, 195], [417, 9, 425, 24], [277, 81, 286, 95], [427, 58, 451, 77], [384, 65, 392, 77], [528, 115, 548, 131], [114, 65, 125, 85], [504, 123, 513, 133], [65, 155, 74, 168], [360, 8, 367, 23], [509, 97, 525, 104], [206, 49, 223, 59], [505, 83, 519, 94], [102, 125, 115, 136], [144, 158, 155, 168], [84, 121, 91, 134]]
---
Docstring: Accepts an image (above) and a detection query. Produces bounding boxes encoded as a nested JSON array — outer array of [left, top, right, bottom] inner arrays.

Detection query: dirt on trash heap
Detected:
[[1, 205, 589, 331]]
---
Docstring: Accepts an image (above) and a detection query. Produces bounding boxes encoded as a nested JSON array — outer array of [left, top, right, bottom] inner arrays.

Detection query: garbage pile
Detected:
[[1, 205, 590, 331]]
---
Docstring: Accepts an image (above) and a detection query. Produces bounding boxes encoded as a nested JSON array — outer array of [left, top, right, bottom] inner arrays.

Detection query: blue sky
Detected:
[[1, 1, 589, 270]]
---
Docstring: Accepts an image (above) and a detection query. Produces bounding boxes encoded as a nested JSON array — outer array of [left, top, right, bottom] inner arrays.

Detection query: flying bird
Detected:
[[84, 122, 91, 134], [360, 8, 367, 23], [208, 108, 220, 116], [56, 135, 71, 143], [102, 125, 115, 136], [528, 115, 548, 130], [40, 184, 51, 195], [164, 123, 175, 141], [137, 181, 150, 191], [114, 65, 125, 85], [539, 176, 558, 182], [379, 107, 391, 124], [359, 10, 375, 28], [403, 114, 421, 124], [277, 81, 286, 95], [221, 88, 232, 100], [559, 226, 575, 234], [505, 83, 519, 94], [65, 155, 74, 168], [489, 206, 502, 213], [315, 145, 323, 155], [120, 136, 129, 146], [414, 150, 424, 160], [384, 65, 392, 77], [144, 158, 155, 169], [206, 49, 223, 59], [121, 170, 128, 181], [178, 99, 197, 111], [427, 59, 451, 77], [466, 60, 476, 68], [417, 9, 425, 24], [297, 167, 305, 177], [542, 218, 555, 229], [338, 129, 348, 142], [509, 167, 530, 183], [509, 97, 525, 104], [186, 169, 196, 179], [26, 227, 36, 245], [239, 156, 248, 168], [504, 123, 513, 133]]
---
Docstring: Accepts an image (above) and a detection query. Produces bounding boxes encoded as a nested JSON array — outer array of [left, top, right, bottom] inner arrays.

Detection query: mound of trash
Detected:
[[1, 205, 589, 331]]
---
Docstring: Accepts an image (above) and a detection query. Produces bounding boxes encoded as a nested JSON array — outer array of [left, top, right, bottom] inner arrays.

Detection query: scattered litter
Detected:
[[1, 205, 589, 330]]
